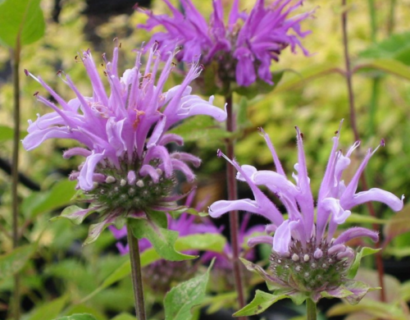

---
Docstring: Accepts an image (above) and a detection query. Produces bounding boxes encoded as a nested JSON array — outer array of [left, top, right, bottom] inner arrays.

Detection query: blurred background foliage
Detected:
[[1, 0, 410, 319]]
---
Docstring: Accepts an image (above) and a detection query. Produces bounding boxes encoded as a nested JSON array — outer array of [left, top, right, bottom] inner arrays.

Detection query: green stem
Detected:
[[126, 223, 147, 320], [368, 0, 377, 42], [341, 0, 386, 302], [306, 299, 317, 320], [368, 77, 380, 137], [387, 0, 397, 35], [11, 44, 21, 320]]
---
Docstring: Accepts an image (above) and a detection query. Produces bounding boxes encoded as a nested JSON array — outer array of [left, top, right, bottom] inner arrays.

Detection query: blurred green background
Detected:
[[0, 0, 410, 319]]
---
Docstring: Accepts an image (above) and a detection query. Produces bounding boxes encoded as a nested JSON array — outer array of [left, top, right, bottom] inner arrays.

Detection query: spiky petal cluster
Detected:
[[23, 46, 226, 226], [209, 123, 404, 301], [138, 0, 312, 87]]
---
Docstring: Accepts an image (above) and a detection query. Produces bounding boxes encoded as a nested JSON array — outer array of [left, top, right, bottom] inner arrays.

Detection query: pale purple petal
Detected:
[[273, 220, 298, 255], [78, 152, 105, 191], [333, 227, 379, 246]]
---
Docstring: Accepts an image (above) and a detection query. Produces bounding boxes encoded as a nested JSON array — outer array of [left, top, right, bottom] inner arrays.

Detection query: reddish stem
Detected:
[[341, 0, 386, 302], [225, 94, 247, 318]]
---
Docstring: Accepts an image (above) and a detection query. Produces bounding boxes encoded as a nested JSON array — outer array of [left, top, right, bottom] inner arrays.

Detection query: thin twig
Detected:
[[11, 42, 21, 320], [341, 0, 386, 302], [225, 94, 247, 319]]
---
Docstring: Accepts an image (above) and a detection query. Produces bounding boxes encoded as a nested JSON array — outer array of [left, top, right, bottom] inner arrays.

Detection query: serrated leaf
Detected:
[[0, 245, 34, 283], [22, 180, 77, 218], [0, 0, 45, 48], [54, 314, 97, 320], [164, 260, 214, 320], [129, 214, 195, 261], [347, 247, 381, 279], [28, 296, 67, 320], [234, 290, 287, 316]]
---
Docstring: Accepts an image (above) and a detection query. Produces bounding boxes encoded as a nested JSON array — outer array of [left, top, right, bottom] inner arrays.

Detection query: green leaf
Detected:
[[52, 205, 95, 225], [201, 292, 237, 314], [129, 214, 195, 261], [54, 315, 98, 320], [273, 63, 338, 93], [0, 245, 34, 283], [28, 296, 67, 320], [169, 115, 231, 144], [233, 71, 284, 99], [174, 234, 226, 253], [110, 313, 136, 320], [22, 179, 77, 219], [327, 299, 406, 320], [81, 233, 225, 303], [346, 213, 387, 225], [83, 219, 114, 246], [400, 280, 410, 302], [64, 304, 107, 320], [233, 290, 287, 316], [0, 0, 45, 48], [359, 32, 410, 66], [0, 125, 27, 143], [347, 247, 380, 279], [357, 59, 410, 81], [164, 260, 214, 320]]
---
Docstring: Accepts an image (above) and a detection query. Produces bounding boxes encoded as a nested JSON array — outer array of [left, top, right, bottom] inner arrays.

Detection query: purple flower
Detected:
[[209, 123, 404, 301], [22, 45, 226, 235], [138, 0, 313, 87]]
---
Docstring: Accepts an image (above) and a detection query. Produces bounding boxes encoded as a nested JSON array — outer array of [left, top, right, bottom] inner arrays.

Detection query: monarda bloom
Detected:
[[138, 0, 313, 90], [209, 124, 403, 304], [23, 45, 226, 242]]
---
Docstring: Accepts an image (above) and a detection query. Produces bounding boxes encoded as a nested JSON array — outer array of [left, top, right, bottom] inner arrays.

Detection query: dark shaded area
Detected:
[[0, 157, 41, 191], [84, 0, 151, 15]]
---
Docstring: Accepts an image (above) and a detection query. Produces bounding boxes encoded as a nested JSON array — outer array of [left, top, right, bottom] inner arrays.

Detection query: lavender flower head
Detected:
[[138, 0, 313, 88], [22, 45, 226, 239], [209, 123, 404, 302]]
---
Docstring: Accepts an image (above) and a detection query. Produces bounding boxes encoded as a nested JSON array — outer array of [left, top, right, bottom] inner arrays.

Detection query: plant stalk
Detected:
[[11, 45, 21, 320], [225, 94, 247, 318], [341, 0, 386, 302], [387, 0, 397, 35], [306, 299, 317, 320], [126, 223, 147, 320]]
